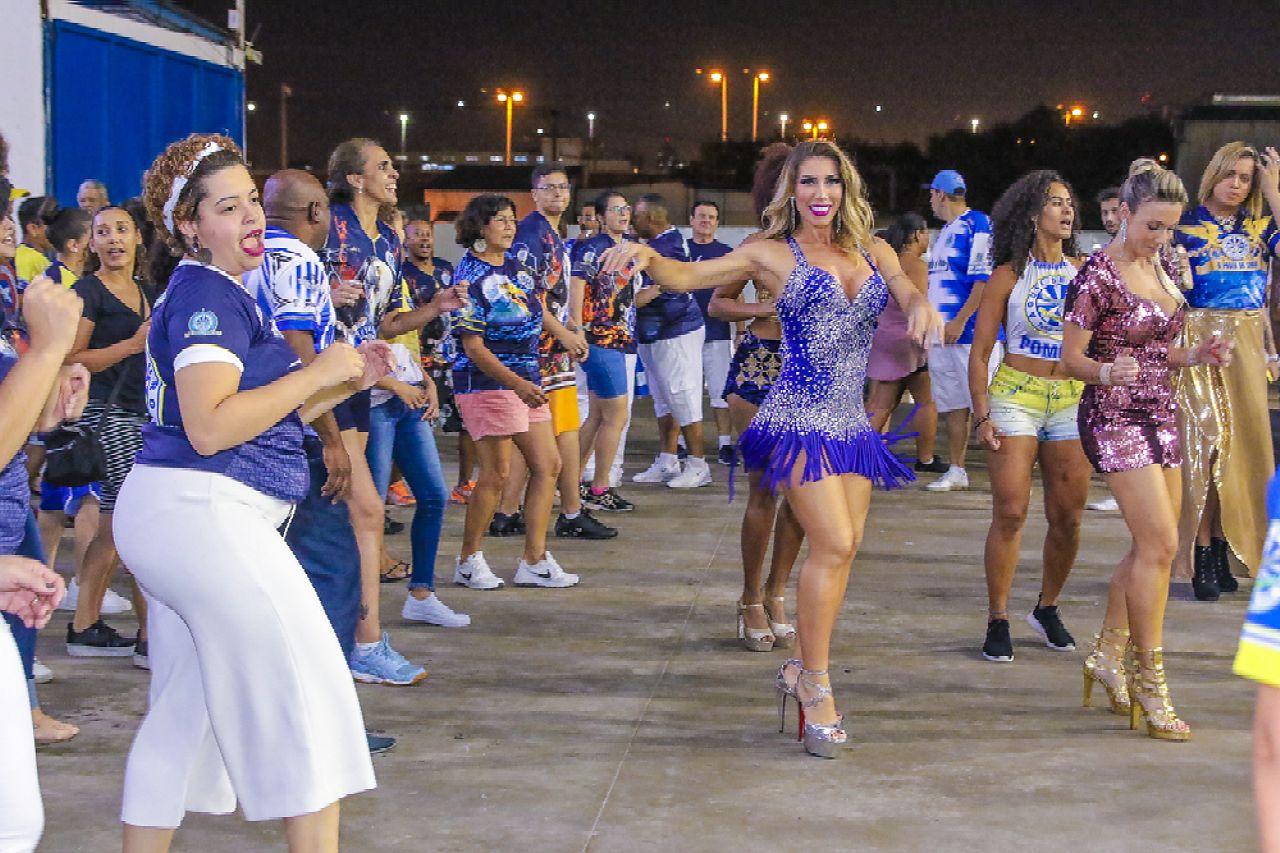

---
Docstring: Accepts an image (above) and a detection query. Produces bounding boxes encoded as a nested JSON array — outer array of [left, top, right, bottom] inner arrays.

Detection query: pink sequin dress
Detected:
[[1063, 251, 1186, 473]]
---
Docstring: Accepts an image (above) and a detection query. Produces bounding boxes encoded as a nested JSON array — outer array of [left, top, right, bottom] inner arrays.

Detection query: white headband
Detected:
[[162, 141, 225, 234]]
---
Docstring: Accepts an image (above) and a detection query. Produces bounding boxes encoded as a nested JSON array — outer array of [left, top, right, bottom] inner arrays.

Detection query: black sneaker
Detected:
[[67, 620, 136, 657], [578, 482, 592, 504], [1026, 604, 1076, 651], [366, 733, 397, 754], [717, 445, 738, 466], [489, 511, 525, 537], [132, 638, 150, 670], [384, 513, 405, 535], [555, 510, 618, 540], [914, 458, 949, 474], [585, 487, 635, 513], [981, 619, 1014, 662]]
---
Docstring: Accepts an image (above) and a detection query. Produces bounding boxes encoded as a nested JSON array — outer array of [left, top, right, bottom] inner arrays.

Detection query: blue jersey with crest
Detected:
[[451, 252, 543, 393], [403, 257, 458, 367], [1176, 206, 1280, 310], [137, 261, 308, 502]]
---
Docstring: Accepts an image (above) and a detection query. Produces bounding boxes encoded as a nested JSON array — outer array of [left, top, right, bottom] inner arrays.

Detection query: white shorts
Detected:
[[113, 466, 375, 826], [702, 339, 733, 409], [637, 326, 705, 427], [928, 342, 1002, 413], [0, 619, 42, 850]]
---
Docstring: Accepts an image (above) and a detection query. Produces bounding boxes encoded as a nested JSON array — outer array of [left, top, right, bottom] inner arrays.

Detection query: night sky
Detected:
[[177, 0, 1280, 169]]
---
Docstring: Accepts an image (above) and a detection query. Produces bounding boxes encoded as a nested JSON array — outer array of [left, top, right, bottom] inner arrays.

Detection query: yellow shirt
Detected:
[[14, 245, 50, 284]]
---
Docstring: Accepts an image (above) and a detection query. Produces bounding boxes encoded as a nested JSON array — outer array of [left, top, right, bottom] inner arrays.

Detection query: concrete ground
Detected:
[[31, 400, 1259, 852]]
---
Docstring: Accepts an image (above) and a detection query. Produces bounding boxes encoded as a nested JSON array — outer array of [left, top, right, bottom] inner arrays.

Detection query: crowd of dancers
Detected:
[[1, 125, 1280, 851]]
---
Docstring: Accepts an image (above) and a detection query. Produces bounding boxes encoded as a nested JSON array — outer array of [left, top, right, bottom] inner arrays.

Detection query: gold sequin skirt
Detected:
[[1173, 309, 1273, 578]]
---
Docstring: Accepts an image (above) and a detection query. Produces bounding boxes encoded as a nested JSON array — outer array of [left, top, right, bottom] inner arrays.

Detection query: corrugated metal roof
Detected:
[[66, 0, 233, 47]]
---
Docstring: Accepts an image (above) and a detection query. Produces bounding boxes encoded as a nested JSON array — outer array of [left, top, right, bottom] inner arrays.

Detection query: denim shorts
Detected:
[[987, 363, 1083, 442]]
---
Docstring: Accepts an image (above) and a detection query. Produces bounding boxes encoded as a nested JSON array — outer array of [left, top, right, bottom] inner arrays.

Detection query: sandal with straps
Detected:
[[737, 600, 775, 652], [764, 596, 796, 650], [797, 669, 846, 759]]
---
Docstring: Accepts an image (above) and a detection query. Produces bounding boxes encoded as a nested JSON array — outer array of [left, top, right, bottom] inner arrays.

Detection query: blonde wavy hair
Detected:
[[1120, 156, 1188, 212], [759, 140, 875, 251], [1198, 141, 1263, 220]]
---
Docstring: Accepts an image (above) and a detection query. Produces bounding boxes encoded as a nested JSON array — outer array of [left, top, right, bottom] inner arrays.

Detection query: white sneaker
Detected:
[[633, 459, 681, 484], [102, 587, 132, 615], [453, 552, 505, 590], [1087, 496, 1120, 512], [667, 459, 712, 489], [402, 591, 472, 627], [32, 658, 53, 684], [926, 467, 969, 492], [513, 551, 580, 588], [56, 579, 78, 611]]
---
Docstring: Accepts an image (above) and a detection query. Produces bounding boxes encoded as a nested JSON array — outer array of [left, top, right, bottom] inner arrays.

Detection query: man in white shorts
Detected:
[[925, 170, 996, 492], [686, 200, 736, 465], [631, 193, 712, 489]]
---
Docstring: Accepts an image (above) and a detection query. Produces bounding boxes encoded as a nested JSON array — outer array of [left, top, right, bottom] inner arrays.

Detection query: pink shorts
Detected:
[[456, 389, 550, 440]]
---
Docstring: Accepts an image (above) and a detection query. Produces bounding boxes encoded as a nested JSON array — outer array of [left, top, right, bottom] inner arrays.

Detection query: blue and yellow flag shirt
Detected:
[[1235, 473, 1280, 687], [1176, 205, 1280, 311]]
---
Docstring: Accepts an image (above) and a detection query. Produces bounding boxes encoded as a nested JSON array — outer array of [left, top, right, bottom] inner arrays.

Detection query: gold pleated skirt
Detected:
[[1173, 309, 1274, 578]]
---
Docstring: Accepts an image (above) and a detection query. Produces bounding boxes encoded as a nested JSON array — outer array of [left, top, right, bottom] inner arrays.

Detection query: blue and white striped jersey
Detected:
[[244, 226, 337, 353]]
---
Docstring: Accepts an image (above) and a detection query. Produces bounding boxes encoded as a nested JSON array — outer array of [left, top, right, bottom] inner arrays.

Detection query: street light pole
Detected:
[[750, 71, 769, 143], [497, 91, 525, 166], [587, 112, 596, 141], [279, 82, 292, 170], [399, 112, 409, 156], [779, 112, 789, 140]]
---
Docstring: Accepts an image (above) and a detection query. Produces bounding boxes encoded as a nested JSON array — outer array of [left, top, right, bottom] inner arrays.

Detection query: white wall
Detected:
[[0, 2, 47, 193]]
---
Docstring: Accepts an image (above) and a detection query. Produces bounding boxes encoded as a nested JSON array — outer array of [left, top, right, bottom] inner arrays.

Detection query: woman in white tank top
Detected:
[[967, 171, 1090, 666]]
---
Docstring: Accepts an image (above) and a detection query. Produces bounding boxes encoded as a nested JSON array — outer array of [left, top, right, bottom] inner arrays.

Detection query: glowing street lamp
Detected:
[[696, 68, 728, 142], [970, 117, 980, 134], [802, 119, 829, 140], [587, 111, 596, 141], [779, 112, 789, 139], [496, 90, 525, 166], [398, 112, 409, 155], [749, 70, 770, 143]]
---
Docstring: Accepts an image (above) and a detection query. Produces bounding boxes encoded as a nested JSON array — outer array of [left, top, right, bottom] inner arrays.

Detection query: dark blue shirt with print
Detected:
[[451, 252, 543, 393], [636, 227, 702, 344], [0, 343, 28, 553], [136, 261, 308, 503], [324, 203, 406, 345], [688, 238, 733, 341]]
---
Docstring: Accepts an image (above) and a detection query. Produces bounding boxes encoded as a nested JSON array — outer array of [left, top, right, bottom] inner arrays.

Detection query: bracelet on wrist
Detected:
[[1098, 363, 1114, 386], [973, 415, 991, 430]]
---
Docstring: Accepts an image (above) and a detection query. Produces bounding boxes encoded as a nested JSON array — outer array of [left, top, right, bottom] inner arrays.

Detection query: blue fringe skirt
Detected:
[[738, 423, 915, 493]]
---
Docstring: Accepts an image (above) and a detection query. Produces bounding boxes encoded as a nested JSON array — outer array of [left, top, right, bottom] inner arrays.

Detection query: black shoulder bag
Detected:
[[41, 368, 128, 488]]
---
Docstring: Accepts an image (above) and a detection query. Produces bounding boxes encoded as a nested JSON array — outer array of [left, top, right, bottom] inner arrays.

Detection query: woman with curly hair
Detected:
[[603, 141, 943, 758], [113, 133, 389, 850], [968, 170, 1089, 663]]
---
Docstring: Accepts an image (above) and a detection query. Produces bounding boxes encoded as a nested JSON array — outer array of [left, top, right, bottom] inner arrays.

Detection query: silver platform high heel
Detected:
[[765, 597, 797, 650], [775, 658, 802, 734], [738, 600, 775, 652], [797, 669, 846, 759]]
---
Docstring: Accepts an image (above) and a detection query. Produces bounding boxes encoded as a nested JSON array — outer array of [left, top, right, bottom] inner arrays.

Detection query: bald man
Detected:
[[244, 170, 397, 752]]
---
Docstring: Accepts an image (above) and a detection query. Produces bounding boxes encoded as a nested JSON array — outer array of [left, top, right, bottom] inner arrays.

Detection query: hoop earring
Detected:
[[473, 238, 488, 254]]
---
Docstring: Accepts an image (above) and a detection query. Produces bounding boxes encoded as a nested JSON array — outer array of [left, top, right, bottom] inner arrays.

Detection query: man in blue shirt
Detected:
[[632, 193, 711, 489], [925, 170, 994, 492], [687, 200, 735, 465], [247, 169, 397, 753]]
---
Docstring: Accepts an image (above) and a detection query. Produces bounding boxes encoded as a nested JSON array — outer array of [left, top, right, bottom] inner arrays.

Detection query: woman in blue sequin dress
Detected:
[[604, 141, 942, 758]]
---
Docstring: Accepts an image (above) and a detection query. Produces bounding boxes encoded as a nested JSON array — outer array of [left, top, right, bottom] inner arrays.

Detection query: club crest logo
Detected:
[[1222, 233, 1250, 261], [186, 310, 221, 337]]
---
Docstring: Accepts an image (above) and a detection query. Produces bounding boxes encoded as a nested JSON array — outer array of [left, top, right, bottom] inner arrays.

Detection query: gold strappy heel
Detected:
[[1128, 647, 1191, 742], [1082, 627, 1131, 716]]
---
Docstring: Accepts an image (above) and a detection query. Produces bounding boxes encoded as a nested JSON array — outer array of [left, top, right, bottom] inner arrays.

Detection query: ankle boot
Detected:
[[1192, 545, 1220, 601], [1212, 538, 1239, 593]]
